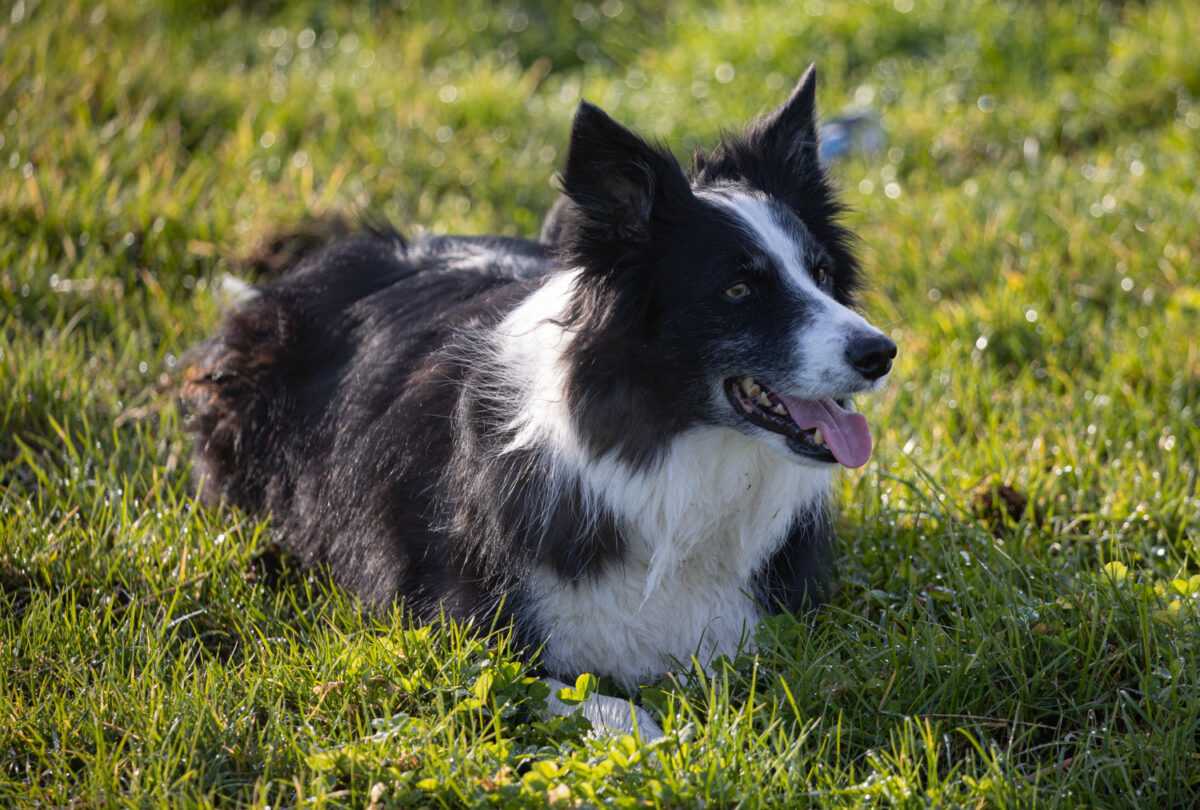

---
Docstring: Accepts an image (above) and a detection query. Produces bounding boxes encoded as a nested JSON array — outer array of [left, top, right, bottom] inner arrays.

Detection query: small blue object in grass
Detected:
[[819, 110, 885, 162]]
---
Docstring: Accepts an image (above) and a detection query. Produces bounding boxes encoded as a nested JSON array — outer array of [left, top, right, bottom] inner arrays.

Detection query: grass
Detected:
[[3, 0, 1199, 806]]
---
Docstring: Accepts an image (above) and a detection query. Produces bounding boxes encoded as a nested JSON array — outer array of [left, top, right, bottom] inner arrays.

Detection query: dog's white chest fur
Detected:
[[532, 428, 832, 686]]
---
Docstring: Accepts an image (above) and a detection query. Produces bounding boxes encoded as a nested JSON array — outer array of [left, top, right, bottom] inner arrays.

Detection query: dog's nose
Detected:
[[845, 333, 897, 380]]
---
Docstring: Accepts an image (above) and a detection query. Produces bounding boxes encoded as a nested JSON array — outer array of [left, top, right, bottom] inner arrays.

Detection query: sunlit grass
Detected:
[[3, 0, 1198, 806]]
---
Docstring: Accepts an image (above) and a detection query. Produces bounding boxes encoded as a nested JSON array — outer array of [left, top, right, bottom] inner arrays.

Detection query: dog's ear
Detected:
[[560, 101, 693, 244], [746, 64, 820, 166]]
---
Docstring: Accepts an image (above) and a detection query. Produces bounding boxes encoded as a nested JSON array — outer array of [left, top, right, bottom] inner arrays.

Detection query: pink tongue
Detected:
[[777, 396, 873, 468]]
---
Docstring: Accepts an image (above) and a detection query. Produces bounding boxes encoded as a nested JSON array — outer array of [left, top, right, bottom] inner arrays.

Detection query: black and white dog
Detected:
[[184, 66, 895, 736]]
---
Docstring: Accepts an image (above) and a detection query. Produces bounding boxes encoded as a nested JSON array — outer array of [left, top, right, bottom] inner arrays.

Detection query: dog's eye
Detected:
[[723, 282, 752, 300], [813, 266, 828, 286]]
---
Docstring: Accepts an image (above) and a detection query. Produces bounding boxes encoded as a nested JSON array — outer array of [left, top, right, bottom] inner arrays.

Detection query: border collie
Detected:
[[183, 66, 895, 738]]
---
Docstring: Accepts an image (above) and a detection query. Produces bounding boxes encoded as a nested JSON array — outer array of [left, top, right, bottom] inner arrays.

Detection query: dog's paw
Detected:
[[540, 678, 665, 742]]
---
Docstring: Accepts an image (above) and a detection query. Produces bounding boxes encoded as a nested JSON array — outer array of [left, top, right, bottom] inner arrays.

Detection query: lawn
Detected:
[[3, 0, 1199, 806]]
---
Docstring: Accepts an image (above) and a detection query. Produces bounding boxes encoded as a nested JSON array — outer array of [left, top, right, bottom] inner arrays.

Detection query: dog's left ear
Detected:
[[747, 64, 820, 166], [560, 101, 693, 244]]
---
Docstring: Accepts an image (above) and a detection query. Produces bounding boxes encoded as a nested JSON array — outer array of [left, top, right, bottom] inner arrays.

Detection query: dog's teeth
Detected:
[[772, 403, 787, 415], [812, 428, 825, 446], [756, 392, 772, 407], [745, 380, 762, 397]]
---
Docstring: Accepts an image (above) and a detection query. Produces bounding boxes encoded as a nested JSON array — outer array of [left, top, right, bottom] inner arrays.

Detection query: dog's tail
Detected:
[[181, 287, 296, 513], [181, 226, 410, 513]]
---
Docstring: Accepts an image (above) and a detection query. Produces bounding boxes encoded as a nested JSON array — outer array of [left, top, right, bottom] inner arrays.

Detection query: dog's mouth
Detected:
[[724, 376, 873, 468]]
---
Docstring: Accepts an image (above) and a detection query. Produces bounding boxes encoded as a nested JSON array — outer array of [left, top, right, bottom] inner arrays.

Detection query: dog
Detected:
[[183, 65, 895, 738]]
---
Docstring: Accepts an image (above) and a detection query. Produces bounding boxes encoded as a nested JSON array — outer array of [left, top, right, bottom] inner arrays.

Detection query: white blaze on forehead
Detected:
[[699, 190, 825, 299]]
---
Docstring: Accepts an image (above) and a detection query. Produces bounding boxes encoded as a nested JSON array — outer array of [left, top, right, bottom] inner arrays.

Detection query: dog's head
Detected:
[[553, 66, 895, 470]]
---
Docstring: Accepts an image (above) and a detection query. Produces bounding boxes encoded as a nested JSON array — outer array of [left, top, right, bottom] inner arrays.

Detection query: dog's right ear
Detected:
[[747, 64, 820, 167], [559, 102, 693, 244]]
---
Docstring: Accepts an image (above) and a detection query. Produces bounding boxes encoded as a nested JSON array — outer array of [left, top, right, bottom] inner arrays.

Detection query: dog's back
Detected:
[[184, 232, 549, 610]]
